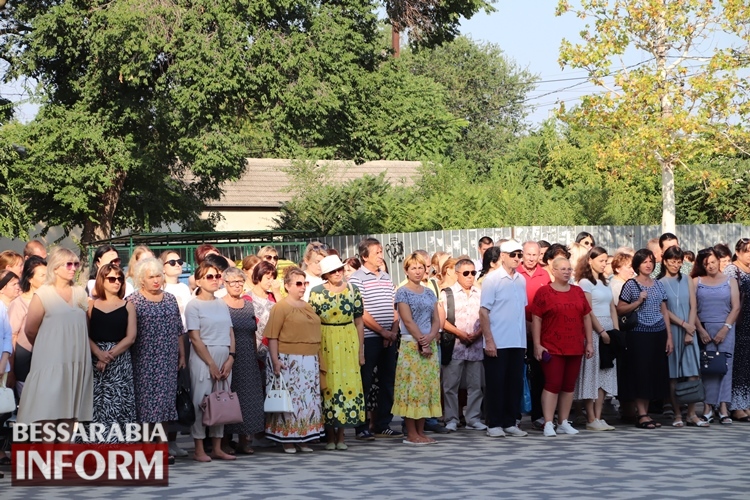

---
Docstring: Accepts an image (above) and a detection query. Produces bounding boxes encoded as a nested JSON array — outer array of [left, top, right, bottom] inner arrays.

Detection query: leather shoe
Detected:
[[425, 423, 449, 434]]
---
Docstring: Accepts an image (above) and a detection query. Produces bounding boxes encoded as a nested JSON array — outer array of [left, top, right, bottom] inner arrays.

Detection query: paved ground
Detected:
[[2, 413, 750, 499]]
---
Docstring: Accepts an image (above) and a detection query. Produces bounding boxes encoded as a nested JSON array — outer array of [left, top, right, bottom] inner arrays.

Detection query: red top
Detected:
[[529, 285, 591, 356], [517, 264, 551, 322]]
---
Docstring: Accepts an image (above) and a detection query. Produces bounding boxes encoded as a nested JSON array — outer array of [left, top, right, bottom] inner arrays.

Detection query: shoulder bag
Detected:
[[264, 373, 293, 413], [0, 373, 15, 415], [440, 287, 456, 366], [700, 345, 729, 375], [175, 369, 195, 426], [674, 343, 705, 405], [200, 379, 243, 426], [618, 279, 641, 332]]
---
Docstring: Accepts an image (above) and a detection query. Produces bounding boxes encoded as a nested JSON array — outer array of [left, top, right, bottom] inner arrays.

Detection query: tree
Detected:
[[405, 36, 537, 169], [557, 0, 750, 233]]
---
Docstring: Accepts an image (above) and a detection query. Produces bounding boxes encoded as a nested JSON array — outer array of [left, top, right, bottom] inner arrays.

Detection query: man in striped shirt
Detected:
[[349, 238, 403, 440]]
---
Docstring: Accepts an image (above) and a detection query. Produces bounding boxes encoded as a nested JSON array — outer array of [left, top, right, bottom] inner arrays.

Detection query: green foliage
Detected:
[[404, 36, 537, 169], [0, 123, 33, 238]]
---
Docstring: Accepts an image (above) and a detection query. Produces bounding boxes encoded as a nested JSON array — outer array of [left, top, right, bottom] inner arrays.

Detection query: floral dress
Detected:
[[309, 284, 366, 427]]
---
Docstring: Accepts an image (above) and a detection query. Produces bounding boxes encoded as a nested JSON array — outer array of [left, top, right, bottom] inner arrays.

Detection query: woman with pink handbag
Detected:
[[186, 262, 237, 463]]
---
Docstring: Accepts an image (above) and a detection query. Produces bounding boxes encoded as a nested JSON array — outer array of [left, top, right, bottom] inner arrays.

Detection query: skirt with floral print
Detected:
[[265, 353, 324, 443], [392, 340, 442, 419], [320, 323, 365, 427]]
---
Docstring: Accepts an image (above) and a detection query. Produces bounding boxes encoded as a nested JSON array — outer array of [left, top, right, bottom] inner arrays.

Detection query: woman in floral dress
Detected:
[[392, 253, 442, 445], [309, 255, 365, 451]]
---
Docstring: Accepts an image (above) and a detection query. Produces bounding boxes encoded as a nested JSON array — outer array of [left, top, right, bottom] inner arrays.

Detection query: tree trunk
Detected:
[[661, 161, 676, 234], [392, 27, 400, 57]]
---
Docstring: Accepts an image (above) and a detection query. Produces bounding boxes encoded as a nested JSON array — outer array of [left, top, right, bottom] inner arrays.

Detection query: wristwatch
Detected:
[[229, 352, 236, 358], [724, 323, 733, 330]]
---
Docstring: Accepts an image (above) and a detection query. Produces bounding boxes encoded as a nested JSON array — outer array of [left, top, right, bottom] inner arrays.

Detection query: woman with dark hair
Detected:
[[343, 257, 361, 279], [724, 238, 750, 420], [8, 256, 46, 397], [692, 248, 741, 424], [250, 261, 278, 355], [616, 248, 673, 429], [542, 244, 572, 282], [186, 261, 236, 462], [88, 244, 131, 298], [87, 264, 137, 441], [714, 243, 733, 273], [477, 247, 502, 286], [658, 246, 704, 427], [575, 232, 595, 249], [573, 247, 618, 431]]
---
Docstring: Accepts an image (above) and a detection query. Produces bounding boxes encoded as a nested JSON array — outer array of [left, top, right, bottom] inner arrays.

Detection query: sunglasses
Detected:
[[311, 244, 328, 251], [65, 261, 81, 270], [294, 281, 310, 287], [507, 251, 523, 259], [105, 276, 125, 284], [204, 273, 222, 281], [166, 259, 184, 266], [110, 258, 122, 266], [461, 270, 478, 277], [264, 255, 279, 261]]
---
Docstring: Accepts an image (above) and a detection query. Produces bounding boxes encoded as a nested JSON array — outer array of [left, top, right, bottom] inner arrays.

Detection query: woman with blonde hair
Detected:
[[568, 242, 588, 283], [265, 266, 324, 453], [17, 247, 93, 438], [126, 245, 154, 287], [439, 258, 459, 290], [430, 251, 450, 281], [302, 242, 328, 301], [257, 246, 280, 268], [0, 250, 23, 279]]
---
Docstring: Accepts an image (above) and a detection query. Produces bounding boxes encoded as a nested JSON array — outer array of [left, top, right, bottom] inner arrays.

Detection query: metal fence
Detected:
[[316, 224, 750, 284]]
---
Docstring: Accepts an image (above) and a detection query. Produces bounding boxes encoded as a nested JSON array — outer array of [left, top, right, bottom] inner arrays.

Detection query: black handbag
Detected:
[[700, 348, 729, 375], [674, 343, 705, 405], [176, 369, 195, 426], [440, 287, 457, 366], [618, 279, 641, 332]]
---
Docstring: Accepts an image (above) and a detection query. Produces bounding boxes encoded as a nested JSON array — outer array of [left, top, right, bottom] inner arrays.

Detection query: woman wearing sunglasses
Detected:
[[308, 255, 365, 451], [160, 251, 192, 328], [185, 262, 236, 462], [265, 266, 324, 453], [128, 258, 186, 463], [256, 247, 283, 301], [88, 244, 133, 298], [17, 247, 93, 438], [86, 264, 137, 441]]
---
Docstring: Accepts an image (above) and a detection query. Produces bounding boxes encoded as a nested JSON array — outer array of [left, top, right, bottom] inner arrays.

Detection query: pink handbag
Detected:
[[200, 380, 243, 426]]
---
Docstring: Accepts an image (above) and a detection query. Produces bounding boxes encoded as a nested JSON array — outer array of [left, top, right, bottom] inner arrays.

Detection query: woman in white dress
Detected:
[[574, 247, 619, 431]]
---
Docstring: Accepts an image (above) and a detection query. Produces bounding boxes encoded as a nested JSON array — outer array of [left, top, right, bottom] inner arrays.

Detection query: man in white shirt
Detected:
[[480, 239, 528, 438]]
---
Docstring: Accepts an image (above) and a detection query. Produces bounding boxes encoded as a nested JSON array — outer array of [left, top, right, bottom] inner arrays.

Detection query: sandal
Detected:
[[635, 415, 656, 429], [236, 445, 254, 455], [686, 416, 710, 427], [671, 419, 684, 428], [719, 414, 733, 425]]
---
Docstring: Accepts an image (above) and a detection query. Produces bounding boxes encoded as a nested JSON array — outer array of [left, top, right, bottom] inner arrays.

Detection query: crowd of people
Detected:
[[0, 230, 749, 465]]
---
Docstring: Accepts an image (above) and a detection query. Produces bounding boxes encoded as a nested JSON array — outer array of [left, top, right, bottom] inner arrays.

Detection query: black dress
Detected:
[[89, 305, 136, 442], [225, 300, 265, 436], [726, 265, 750, 410]]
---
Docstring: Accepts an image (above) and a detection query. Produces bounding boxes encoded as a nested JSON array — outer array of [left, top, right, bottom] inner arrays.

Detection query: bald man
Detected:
[[23, 240, 47, 260]]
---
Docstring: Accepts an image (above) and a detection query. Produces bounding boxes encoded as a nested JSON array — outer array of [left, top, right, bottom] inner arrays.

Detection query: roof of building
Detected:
[[208, 159, 422, 208]]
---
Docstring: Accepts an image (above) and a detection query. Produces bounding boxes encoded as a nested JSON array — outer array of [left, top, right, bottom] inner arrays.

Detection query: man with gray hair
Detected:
[[440, 258, 485, 432]]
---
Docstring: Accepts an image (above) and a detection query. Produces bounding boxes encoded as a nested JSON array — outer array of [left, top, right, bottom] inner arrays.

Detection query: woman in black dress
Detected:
[[87, 263, 137, 441], [222, 267, 265, 454]]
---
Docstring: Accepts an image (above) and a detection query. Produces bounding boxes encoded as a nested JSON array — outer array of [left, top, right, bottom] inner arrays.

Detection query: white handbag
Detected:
[[0, 373, 16, 414], [264, 373, 293, 413]]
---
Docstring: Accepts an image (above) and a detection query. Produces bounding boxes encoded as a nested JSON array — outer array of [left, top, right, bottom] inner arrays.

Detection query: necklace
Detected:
[[662, 276, 681, 311]]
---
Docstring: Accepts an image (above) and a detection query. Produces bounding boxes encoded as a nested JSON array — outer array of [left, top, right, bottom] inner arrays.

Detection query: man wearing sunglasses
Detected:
[[479, 239, 529, 438], [440, 259, 485, 432], [517, 241, 551, 430]]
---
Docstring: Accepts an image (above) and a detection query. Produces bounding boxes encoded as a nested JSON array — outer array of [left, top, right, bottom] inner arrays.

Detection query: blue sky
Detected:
[[459, 2, 590, 125]]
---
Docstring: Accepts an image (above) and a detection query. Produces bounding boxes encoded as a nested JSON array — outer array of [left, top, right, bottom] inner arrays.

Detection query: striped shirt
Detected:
[[348, 267, 395, 339]]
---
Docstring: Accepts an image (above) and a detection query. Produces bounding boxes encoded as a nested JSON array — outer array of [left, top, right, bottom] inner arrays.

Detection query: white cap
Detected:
[[499, 239, 523, 253]]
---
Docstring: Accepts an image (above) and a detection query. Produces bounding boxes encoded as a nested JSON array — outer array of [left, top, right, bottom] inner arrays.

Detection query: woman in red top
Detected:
[[531, 257, 594, 437]]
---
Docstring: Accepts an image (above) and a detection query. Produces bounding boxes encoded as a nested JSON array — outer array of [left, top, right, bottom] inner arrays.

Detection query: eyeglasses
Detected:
[[263, 255, 279, 261], [105, 276, 125, 284], [65, 261, 81, 270], [329, 268, 344, 274], [311, 244, 328, 251], [507, 251, 523, 259], [204, 273, 222, 281], [111, 258, 122, 266], [226, 280, 244, 287], [294, 281, 310, 287], [166, 259, 184, 266], [461, 270, 478, 277]]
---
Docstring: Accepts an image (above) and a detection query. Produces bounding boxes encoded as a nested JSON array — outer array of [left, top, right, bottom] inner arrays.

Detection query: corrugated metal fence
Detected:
[[316, 224, 749, 284]]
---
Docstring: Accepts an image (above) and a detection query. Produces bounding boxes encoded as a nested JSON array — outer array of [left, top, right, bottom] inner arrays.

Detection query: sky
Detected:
[[2, 2, 587, 126]]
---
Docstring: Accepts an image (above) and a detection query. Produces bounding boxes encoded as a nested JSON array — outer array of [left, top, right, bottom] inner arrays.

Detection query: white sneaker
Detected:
[[585, 420, 607, 431], [543, 421, 556, 437], [168, 443, 188, 457], [486, 427, 506, 437], [465, 421, 487, 431], [445, 421, 458, 432], [556, 420, 579, 435], [598, 419, 615, 431], [502, 425, 528, 437]]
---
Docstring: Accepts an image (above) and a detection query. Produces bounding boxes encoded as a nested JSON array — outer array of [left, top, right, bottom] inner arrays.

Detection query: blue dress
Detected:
[[660, 276, 700, 378], [695, 278, 734, 406]]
